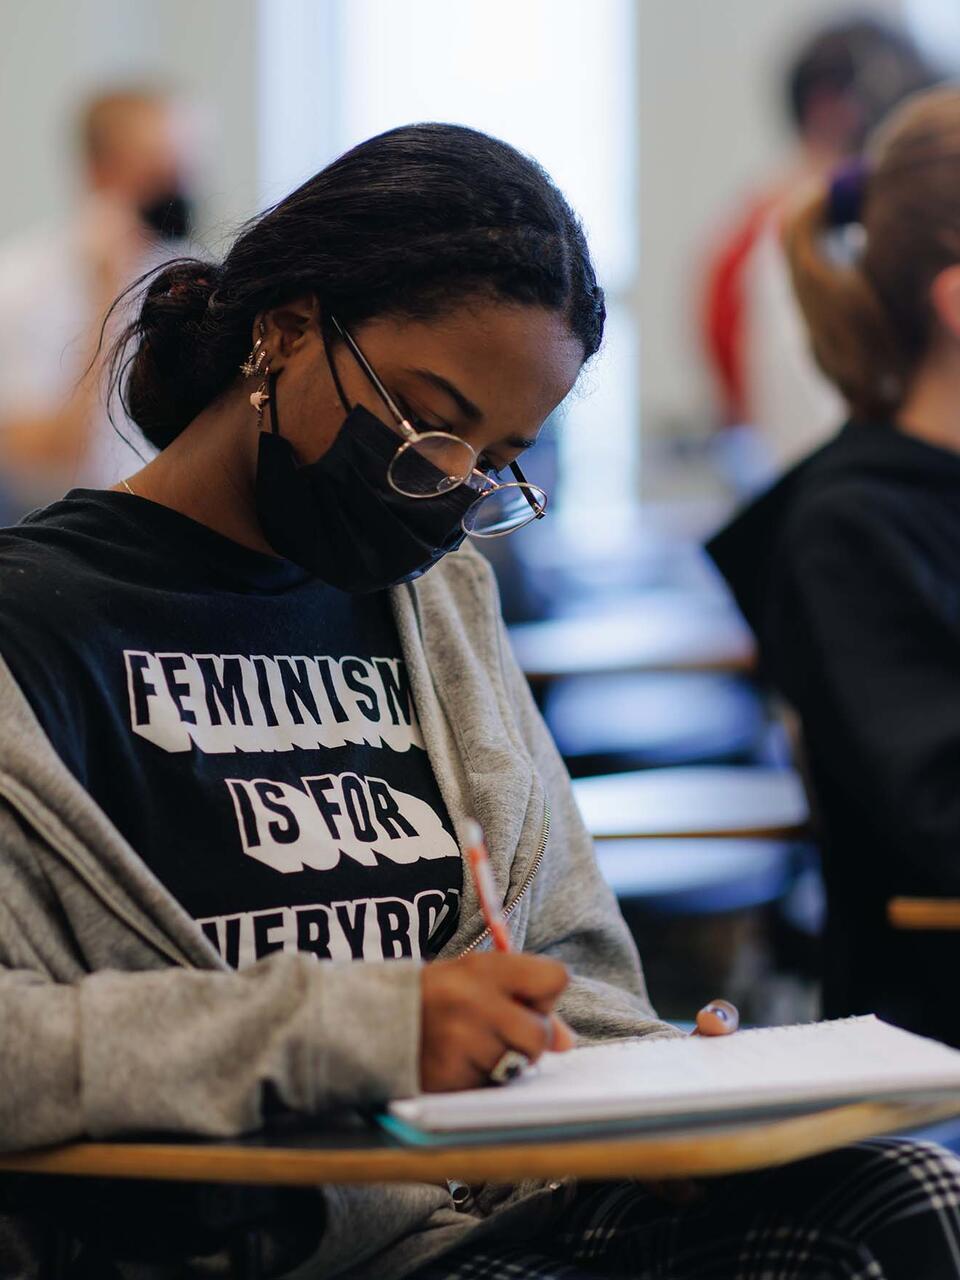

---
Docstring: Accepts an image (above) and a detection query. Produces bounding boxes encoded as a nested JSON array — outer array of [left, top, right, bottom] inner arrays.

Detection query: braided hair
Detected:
[[112, 122, 606, 451]]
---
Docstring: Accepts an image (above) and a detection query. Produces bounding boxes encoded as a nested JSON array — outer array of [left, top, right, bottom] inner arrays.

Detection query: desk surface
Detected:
[[508, 599, 755, 681], [572, 767, 810, 841], [0, 1099, 956, 1187]]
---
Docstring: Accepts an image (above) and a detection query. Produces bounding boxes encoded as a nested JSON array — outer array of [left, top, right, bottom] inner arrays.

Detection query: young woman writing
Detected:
[[0, 122, 957, 1278]]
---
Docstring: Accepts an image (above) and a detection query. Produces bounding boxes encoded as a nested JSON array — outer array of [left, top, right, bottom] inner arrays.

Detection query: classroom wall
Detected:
[[0, 0, 259, 249]]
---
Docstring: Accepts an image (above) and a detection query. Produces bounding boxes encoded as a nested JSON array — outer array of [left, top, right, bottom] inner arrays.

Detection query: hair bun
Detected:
[[123, 258, 222, 450], [140, 258, 219, 327]]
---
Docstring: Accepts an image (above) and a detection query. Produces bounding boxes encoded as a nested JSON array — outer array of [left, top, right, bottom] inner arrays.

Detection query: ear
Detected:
[[260, 295, 321, 364], [930, 266, 960, 343]]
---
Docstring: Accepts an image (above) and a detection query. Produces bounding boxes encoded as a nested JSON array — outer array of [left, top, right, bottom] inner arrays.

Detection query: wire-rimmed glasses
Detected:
[[330, 316, 548, 538]]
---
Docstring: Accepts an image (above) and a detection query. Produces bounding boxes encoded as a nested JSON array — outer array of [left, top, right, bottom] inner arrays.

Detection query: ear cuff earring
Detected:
[[241, 324, 270, 421], [239, 337, 268, 378]]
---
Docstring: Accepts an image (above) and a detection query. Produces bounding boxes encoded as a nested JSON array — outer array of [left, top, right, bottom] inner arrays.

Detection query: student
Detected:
[[0, 86, 197, 514], [710, 88, 960, 1050], [700, 16, 936, 471], [0, 123, 957, 1279]]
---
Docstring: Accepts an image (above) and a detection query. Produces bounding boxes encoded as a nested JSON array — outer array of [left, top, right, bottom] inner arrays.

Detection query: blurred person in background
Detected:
[[0, 86, 196, 516], [710, 87, 960, 1049], [701, 15, 938, 475]]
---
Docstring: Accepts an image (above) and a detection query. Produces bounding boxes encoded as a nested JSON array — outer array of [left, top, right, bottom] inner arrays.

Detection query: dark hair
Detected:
[[784, 86, 960, 421], [786, 16, 937, 145], [111, 123, 605, 451]]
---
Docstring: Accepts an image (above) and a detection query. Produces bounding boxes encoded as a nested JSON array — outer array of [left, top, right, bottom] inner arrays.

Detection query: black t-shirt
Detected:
[[0, 491, 462, 968]]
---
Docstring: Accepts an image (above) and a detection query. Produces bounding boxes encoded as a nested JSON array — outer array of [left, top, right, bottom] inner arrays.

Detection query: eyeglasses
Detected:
[[329, 316, 548, 538]]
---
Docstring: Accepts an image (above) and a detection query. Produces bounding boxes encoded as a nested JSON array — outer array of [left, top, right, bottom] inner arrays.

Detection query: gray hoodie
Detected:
[[0, 543, 676, 1278]]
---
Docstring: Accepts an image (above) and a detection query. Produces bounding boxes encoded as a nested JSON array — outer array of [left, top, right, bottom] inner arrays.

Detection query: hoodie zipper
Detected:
[[457, 803, 550, 957]]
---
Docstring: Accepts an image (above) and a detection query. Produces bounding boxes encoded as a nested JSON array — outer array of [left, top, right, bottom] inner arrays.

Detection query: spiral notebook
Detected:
[[388, 1016, 960, 1137]]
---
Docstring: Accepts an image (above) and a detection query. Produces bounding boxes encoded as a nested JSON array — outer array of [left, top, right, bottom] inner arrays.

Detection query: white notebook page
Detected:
[[391, 1016, 960, 1132]]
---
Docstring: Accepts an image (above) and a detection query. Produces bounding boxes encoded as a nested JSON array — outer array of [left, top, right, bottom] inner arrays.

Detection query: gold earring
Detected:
[[240, 337, 265, 378], [242, 322, 270, 419], [249, 362, 271, 419], [240, 320, 268, 377]]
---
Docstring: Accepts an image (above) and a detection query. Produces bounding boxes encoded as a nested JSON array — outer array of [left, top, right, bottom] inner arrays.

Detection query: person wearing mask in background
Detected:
[[701, 16, 937, 477], [0, 123, 958, 1279], [0, 86, 196, 517], [710, 87, 960, 1051]]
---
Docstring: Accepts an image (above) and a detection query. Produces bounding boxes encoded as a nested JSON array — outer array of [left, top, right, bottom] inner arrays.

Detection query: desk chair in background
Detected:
[[543, 671, 765, 778], [496, 515, 821, 1022], [571, 766, 817, 1025], [594, 837, 805, 1022]]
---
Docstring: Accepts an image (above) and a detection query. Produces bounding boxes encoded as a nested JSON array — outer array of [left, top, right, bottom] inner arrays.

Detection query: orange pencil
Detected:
[[464, 818, 512, 952]]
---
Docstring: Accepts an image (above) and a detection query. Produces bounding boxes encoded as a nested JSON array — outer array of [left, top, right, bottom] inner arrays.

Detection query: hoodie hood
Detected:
[[706, 420, 960, 637]]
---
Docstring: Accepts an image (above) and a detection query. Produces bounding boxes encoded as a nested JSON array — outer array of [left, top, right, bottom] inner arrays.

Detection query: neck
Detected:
[[896, 351, 960, 456], [116, 386, 276, 555]]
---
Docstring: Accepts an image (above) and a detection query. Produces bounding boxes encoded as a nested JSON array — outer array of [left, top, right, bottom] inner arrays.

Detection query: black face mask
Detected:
[[139, 190, 193, 241], [255, 373, 475, 592]]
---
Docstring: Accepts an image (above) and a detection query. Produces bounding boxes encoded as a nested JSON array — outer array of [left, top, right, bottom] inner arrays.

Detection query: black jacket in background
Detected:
[[708, 421, 960, 1046]]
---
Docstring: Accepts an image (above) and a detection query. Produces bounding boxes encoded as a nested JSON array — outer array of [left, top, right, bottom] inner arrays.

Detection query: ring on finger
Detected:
[[489, 1049, 530, 1086]]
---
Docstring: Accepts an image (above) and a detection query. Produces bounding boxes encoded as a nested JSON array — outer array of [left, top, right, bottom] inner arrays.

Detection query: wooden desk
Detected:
[[572, 767, 810, 841], [508, 599, 755, 683], [888, 898, 960, 930], [0, 1099, 956, 1187]]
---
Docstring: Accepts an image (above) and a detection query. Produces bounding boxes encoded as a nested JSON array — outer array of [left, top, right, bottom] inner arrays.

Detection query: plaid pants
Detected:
[[409, 1138, 960, 1280]]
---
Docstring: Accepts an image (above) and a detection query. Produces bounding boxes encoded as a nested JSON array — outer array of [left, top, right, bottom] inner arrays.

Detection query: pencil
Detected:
[[464, 818, 512, 953]]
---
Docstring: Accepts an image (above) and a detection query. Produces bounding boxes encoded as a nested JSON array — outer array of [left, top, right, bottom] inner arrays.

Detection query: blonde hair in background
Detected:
[[783, 87, 960, 423]]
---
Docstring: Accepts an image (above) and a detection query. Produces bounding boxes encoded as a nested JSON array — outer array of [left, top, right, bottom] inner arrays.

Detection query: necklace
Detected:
[[120, 478, 136, 497]]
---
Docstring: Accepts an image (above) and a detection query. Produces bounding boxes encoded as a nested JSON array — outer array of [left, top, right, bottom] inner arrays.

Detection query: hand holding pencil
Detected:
[[418, 817, 738, 1094], [418, 819, 575, 1093]]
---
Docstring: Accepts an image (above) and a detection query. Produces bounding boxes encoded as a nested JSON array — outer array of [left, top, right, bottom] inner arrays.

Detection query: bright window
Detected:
[[903, 0, 960, 70]]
